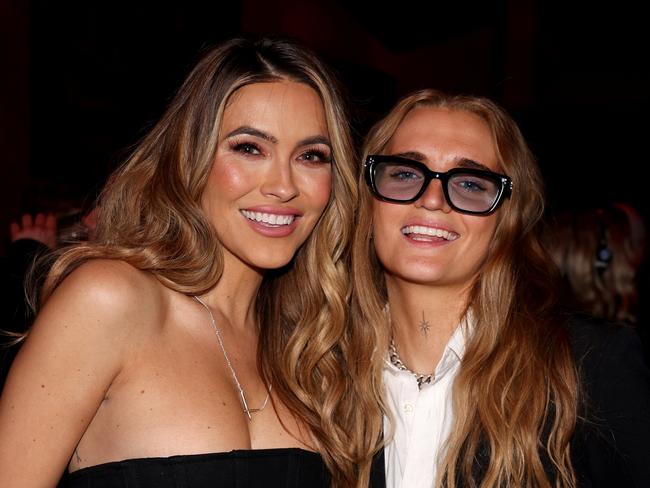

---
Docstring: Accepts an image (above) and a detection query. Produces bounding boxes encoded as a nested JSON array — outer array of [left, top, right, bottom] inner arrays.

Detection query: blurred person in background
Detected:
[[1, 204, 98, 391], [547, 202, 646, 325]]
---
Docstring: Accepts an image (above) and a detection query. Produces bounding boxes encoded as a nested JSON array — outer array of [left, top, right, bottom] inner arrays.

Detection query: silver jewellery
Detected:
[[193, 295, 271, 421], [389, 338, 434, 389]]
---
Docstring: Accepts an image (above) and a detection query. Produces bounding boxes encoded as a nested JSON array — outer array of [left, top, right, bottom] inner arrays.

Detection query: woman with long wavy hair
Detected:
[[0, 37, 379, 487], [351, 88, 650, 487]]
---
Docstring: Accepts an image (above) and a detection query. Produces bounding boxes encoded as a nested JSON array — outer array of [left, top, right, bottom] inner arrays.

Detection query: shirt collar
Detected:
[[447, 310, 474, 361]]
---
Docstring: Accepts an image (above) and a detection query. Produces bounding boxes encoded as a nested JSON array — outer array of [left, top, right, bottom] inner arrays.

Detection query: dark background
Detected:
[[1, 0, 648, 254]]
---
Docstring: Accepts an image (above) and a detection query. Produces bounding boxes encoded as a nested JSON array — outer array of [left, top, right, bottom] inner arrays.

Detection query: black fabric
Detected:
[[477, 317, 650, 487], [369, 448, 385, 487], [58, 448, 331, 488], [568, 315, 650, 487]]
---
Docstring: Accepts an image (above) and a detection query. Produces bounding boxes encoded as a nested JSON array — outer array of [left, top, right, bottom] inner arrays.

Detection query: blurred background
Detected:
[[1, 0, 648, 255]]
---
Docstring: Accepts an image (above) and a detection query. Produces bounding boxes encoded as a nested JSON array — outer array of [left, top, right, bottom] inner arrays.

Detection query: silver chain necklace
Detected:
[[389, 338, 434, 389], [193, 295, 271, 421]]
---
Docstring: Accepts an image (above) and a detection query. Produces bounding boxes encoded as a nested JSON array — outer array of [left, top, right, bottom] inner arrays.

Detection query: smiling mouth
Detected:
[[401, 225, 459, 241], [240, 210, 296, 226]]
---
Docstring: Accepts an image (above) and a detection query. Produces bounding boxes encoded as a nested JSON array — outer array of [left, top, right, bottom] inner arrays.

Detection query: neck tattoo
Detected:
[[419, 311, 430, 337], [193, 295, 271, 421]]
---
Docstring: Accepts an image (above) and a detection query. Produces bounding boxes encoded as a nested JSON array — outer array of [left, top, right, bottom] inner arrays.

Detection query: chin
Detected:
[[400, 274, 446, 287], [247, 252, 297, 272], [388, 259, 444, 279]]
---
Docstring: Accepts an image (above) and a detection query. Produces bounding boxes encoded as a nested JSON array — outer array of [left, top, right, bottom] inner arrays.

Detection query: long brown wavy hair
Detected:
[[352, 89, 580, 487], [30, 37, 372, 487]]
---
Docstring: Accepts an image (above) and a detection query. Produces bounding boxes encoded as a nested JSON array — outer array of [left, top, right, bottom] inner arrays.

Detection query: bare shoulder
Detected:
[[44, 259, 167, 339], [0, 259, 169, 485], [55, 258, 163, 309], [2, 258, 170, 415]]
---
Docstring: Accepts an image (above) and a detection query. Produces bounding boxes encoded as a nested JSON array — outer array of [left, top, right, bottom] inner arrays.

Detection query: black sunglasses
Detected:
[[364, 155, 513, 216]]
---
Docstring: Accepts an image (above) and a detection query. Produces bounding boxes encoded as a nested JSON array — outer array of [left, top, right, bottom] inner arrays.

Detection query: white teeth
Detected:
[[401, 225, 459, 241], [241, 210, 295, 225]]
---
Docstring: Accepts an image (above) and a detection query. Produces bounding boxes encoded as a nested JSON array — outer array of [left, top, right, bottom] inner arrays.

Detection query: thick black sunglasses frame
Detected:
[[364, 155, 514, 216]]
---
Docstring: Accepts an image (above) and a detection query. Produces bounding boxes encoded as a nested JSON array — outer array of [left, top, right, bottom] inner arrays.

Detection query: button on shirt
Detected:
[[383, 324, 468, 488]]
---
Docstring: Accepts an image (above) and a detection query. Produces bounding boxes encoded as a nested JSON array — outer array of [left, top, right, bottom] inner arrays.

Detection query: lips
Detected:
[[239, 207, 302, 238], [240, 209, 296, 226], [401, 224, 459, 241]]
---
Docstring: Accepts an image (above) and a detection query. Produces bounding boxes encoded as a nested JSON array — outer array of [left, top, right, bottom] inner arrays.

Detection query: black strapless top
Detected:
[[58, 448, 331, 487]]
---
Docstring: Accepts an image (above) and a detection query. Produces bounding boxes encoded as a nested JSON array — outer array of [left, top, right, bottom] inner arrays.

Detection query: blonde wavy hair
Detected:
[[352, 89, 579, 487], [31, 38, 372, 487]]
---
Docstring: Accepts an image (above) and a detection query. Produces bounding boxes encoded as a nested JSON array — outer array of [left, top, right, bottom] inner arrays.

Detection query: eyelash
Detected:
[[299, 146, 332, 164], [230, 140, 263, 156], [228, 139, 331, 164]]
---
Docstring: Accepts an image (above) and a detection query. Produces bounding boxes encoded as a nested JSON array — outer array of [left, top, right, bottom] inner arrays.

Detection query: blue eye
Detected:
[[388, 168, 422, 181], [455, 178, 487, 193]]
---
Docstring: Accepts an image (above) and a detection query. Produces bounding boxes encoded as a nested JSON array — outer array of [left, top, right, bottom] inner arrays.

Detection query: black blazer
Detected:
[[569, 315, 650, 487], [371, 316, 650, 487]]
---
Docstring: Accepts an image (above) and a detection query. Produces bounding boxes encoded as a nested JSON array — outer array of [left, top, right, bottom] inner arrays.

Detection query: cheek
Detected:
[[372, 202, 399, 238], [475, 215, 498, 238], [203, 160, 255, 212], [371, 202, 401, 259], [210, 160, 254, 195], [300, 169, 333, 211], [465, 215, 498, 260]]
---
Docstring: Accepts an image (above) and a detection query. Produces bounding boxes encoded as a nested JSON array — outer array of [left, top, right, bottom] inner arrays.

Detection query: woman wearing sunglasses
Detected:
[[352, 89, 650, 487]]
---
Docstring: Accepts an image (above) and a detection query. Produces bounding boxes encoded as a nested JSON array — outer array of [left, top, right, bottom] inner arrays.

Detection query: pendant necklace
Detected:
[[193, 295, 271, 420]]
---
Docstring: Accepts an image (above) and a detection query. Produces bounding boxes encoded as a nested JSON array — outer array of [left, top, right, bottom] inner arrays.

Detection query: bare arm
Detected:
[[0, 260, 146, 487]]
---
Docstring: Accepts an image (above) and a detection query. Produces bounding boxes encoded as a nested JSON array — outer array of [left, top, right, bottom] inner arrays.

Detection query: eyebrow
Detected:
[[225, 126, 278, 144], [298, 135, 332, 149], [394, 151, 426, 162], [456, 158, 492, 172], [224, 126, 332, 150], [393, 151, 492, 172]]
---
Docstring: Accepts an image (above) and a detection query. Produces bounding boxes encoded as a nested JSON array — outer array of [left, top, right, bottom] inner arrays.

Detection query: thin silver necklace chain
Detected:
[[389, 338, 434, 389], [193, 295, 271, 421]]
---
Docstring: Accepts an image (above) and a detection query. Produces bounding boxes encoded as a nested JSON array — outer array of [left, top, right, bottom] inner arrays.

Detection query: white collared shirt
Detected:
[[383, 322, 468, 488]]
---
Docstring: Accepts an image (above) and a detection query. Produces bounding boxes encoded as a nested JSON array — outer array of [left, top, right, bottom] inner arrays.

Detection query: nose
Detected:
[[414, 178, 451, 212], [260, 158, 299, 201]]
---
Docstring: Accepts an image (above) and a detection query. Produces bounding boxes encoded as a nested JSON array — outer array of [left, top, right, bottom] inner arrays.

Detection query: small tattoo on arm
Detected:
[[74, 449, 82, 463], [419, 311, 430, 337]]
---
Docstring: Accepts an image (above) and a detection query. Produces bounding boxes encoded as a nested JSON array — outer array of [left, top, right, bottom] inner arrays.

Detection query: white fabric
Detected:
[[382, 322, 468, 488]]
